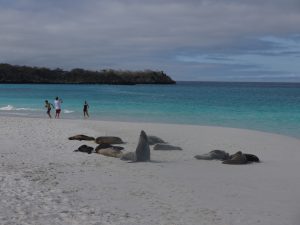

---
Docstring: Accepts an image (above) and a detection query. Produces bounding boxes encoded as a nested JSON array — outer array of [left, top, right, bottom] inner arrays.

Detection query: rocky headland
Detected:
[[0, 63, 175, 85]]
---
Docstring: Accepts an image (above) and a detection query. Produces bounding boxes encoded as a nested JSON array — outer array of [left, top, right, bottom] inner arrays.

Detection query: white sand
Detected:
[[0, 116, 300, 225]]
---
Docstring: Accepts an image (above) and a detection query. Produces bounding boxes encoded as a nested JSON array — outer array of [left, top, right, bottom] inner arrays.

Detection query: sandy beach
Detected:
[[0, 116, 299, 225]]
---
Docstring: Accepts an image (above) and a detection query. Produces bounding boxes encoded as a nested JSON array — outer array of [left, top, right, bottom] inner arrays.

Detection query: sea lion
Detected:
[[95, 143, 124, 152], [74, 145, 94, 154], [135, 130, 150, 162], [244, 153, 260, 162], [194, 150, 230, 160], [147, 135, 166, 145], [223, 151, 248, 164], [153, 144, 182, 150], [120, 151, 136, 161], [95, 136, 124, 144], [96, 148, 123, 158], [69, 135, 95, 141]]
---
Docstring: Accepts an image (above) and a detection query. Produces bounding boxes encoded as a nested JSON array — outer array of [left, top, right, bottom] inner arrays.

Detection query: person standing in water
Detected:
[[45, 100, 54, 118], [54, 97, 63, 119], [83, 101, 89, 118]]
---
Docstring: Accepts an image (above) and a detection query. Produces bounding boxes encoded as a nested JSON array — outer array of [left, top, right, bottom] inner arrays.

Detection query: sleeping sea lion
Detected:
[[244, 153, 260, 162], [147, 135, 166, 145], [153, 144, 182, 150], [74, 145, 94, 154], [69, 135, 95, 141], [222, 151, 248, 164], [120, 151, 136, 161], [95, 136, 124, 144], [194, 150, 230, 160], [96, 148, 123, 158]]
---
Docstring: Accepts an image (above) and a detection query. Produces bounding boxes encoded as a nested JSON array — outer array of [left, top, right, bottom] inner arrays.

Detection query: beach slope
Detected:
[[0, 116, 299, 225]]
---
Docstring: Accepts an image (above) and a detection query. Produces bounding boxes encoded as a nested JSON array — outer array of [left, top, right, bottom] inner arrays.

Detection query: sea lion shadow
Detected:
[[127, 159, 165, 164], [149, 160, 165, 163]]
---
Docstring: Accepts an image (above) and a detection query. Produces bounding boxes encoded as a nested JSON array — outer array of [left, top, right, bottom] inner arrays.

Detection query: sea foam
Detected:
[[63, 110, 74, 114], [0, 105, 40, 111], [0, 105, 14, 110]]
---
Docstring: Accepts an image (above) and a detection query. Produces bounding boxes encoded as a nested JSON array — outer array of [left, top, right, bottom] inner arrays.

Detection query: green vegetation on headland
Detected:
[[0, 63, 176, 85]]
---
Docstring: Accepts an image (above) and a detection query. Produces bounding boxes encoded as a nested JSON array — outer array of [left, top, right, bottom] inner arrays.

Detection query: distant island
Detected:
[[0, 63, 175, 85]]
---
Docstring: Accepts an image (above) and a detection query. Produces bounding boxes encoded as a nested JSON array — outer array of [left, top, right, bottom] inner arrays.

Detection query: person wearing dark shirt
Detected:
[[83, 101, 89, 118], [45, 100, 54, 118]]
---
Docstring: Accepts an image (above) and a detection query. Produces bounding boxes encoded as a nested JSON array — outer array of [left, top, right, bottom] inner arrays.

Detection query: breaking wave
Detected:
[[0, 105, 40, 111], [63, 110, 74, 114]]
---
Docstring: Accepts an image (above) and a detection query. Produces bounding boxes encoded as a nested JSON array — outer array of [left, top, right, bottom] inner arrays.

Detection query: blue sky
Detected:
[[0, 0, 300, 81]]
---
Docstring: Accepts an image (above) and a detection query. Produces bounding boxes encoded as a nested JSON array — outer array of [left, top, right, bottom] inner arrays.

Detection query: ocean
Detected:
[[1, 82, 300, 138]]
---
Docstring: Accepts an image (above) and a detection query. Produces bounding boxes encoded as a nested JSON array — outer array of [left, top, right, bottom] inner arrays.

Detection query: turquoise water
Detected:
[[1, 82, 300, 138]]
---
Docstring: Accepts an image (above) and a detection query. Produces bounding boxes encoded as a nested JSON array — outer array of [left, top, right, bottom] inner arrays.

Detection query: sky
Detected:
[[0, 0, 300, 81]]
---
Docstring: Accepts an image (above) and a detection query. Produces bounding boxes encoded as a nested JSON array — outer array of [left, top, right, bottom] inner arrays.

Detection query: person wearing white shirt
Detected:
[[54, 96, 63, 119]]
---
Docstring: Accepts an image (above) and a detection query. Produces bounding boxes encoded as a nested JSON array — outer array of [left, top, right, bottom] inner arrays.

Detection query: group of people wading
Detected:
[[44, 97, 89, 119]]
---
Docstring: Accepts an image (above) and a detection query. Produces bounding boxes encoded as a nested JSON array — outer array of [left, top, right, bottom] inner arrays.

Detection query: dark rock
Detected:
[[95, 136, 124, 144], [74, 145, 94, 154], [135, 130, 150, 162], [194, 150, 229, 160], [147, 135, 166, 145], [68, 135, 95, 141], [153, 144, 182, 150]]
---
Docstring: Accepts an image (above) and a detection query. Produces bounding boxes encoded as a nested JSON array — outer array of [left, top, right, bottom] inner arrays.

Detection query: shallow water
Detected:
[[1, 82, 300, 138]]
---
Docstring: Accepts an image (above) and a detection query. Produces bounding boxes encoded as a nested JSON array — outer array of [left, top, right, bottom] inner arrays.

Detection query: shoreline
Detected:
[[1, 112, 299, 140], [1, 116, 300, 224], [2, 81, 300, 140]]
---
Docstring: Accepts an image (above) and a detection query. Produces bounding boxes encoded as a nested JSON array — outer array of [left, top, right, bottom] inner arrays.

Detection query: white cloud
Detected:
[[0, 0, 300, 80]]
